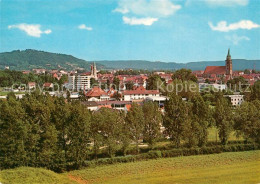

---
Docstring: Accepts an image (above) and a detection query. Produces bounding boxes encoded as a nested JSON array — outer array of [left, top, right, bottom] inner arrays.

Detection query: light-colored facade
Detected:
[[123, 92, 160, 101], [68, 74, 91, 91], [199, 83, 226, 91], [68, 62, 97, 91], [225, 95, 244, 106]]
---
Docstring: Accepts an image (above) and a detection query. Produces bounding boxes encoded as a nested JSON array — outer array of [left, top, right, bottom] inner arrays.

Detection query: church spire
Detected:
[[227, 48, 231, 57]]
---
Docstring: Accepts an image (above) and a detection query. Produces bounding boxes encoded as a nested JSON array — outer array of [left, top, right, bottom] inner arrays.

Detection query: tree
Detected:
[[190, 95, 211, 147], [234, 100, 260, 144], [146, 74, 165, 91], [125, 81, 134, 90], [214, 97, 234, 145], [172, 68, 197, 83], [92, 108, 122, 157], [250, 81, 260, 101], [90, 78, 98, 87], [0, 98, 29, 169], [119, 111, 131, 156], [125, 103, 145, 153], [113, 77, 120, 90], [244, 69, 250, 74], [142, 102, 162, 147], [163, 93, 189, 147], [67, 102, 91, 168]]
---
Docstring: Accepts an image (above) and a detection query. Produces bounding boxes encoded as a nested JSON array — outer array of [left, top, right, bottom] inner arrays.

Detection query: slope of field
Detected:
[[0, 167, 77, 184], [68, 151, 260, 184], [1, 151, 259, 184]]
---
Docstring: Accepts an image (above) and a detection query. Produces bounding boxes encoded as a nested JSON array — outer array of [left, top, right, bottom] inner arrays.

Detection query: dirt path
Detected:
[[68, 175, 88, 184]]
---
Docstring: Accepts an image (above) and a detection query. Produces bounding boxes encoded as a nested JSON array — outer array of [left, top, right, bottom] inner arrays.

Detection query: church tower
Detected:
[[226, 48, 232, 77], [91, 62, 97, 79]]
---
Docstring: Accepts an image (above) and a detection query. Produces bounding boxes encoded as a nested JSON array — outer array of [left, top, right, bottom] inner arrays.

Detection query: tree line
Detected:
[[1, 89, 259, 172], [0, 70, 67, 88]]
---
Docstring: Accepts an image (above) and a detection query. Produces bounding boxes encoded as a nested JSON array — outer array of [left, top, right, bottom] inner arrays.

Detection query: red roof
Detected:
[[204, 66, 226, 75], [123, 86, 159, 95], [43, 83, 53, 87], [86, 86, 108, 97], [28, 82, 36, 86]]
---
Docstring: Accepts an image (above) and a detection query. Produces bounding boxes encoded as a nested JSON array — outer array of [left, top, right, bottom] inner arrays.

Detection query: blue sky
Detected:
[[0, 0, 259, 63]]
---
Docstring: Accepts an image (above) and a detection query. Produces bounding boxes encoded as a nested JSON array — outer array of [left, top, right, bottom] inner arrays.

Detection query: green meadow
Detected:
[[1, 150, 259, 184]]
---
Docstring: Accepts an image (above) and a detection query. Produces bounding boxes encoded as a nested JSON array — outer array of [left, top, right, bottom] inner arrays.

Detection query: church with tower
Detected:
[[204, 49, 233, 80]]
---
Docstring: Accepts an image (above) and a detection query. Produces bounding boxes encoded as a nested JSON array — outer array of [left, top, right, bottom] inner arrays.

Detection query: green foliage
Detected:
[[250, 80, 260, 101], [0, 70, 63, 88], [125, 81, 134, 90], [234, 100, 260, 144], [126, 103, 145, 153], [0, 49, 93, 70], [172, 68, 197, 82], [146, 74, 165, 91], [92, 108, 123, 158], [214, 96, 234, 145], [163, 93, 189, 147], [142, 102, 163, 147]]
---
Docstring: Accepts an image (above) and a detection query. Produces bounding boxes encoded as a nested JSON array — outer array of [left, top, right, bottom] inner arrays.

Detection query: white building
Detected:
[[68, 73, 92, 91], [68, 63, 97, 91], [225, 95, 244, 106], [122, 86, 160, 101], [199, 83, 226, 92]]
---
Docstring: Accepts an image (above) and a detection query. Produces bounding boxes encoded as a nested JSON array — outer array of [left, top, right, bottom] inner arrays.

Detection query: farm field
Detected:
[[67, 150, 260, 184], [2, 151, 258, 184]]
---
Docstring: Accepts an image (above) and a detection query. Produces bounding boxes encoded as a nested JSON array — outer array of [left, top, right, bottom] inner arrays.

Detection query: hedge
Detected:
[[80, 143, 259, 169]]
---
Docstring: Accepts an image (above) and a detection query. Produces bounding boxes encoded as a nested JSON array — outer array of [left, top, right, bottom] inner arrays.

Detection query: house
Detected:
[[28, 82, 36, 89], [122, 86, 160, 101], [86, 86, 110, 101], [43, 82, 54, 88], [225, 95, 244, 106], [33, 68, 46, 74], [82, 101, 132, 111]]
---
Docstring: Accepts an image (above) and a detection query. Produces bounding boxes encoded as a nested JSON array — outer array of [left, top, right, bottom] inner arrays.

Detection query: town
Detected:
[[1, 49, 259, 109], [1, 0, 260, 183]]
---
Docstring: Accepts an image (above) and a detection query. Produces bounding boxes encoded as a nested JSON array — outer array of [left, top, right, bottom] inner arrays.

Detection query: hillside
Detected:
[[96, 59, 260, 71], [1, 151, 259, 184], [0, 49, 97, 71], [0, 49, 259, 71], [0, 167, 76, 184]]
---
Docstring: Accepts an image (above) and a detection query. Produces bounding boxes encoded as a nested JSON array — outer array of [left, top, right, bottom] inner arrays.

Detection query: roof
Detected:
[[86, 86, 108, 97], [204, 66, 226, 75], [43, 82, 53, 87], [123, 86, 160, 95], [28, 82, 36, 85]]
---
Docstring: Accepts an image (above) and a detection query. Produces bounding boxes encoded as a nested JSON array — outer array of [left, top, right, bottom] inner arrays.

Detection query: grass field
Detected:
[[67, 150, 260, 184], [0, 167, 77, 184], [1, 151, 259, 184]]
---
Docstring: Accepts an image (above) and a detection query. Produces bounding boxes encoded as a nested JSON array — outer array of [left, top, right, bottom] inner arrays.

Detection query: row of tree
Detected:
[[0, 70, 67, 88], [1, 90, 259, 172]]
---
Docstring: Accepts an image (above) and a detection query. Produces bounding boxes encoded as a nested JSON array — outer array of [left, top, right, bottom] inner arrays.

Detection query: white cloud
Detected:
[[78, 24, 93, 31], [8, 23, 51, 37], [204, 0, 249, 7], [209, 20, 260, 32], [114, 0, 181, 17], [225, 34, 250, 45], [123, 16, 158, 26]]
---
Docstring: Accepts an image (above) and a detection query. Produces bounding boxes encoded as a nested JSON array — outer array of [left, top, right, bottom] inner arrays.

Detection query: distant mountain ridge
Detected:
[[0, 49, 259, 71], [0, 49, 96, 71], [95, 59, 260, 71]]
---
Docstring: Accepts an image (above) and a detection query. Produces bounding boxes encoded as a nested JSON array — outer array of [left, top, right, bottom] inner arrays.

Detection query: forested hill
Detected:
[[96, 59, 260, 71], [0, 49, 259, 71], [0, 49, 96, 71]]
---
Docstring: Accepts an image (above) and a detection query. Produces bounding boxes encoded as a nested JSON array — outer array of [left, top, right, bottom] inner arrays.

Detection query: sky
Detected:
[[0, 0, 260, 63]]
